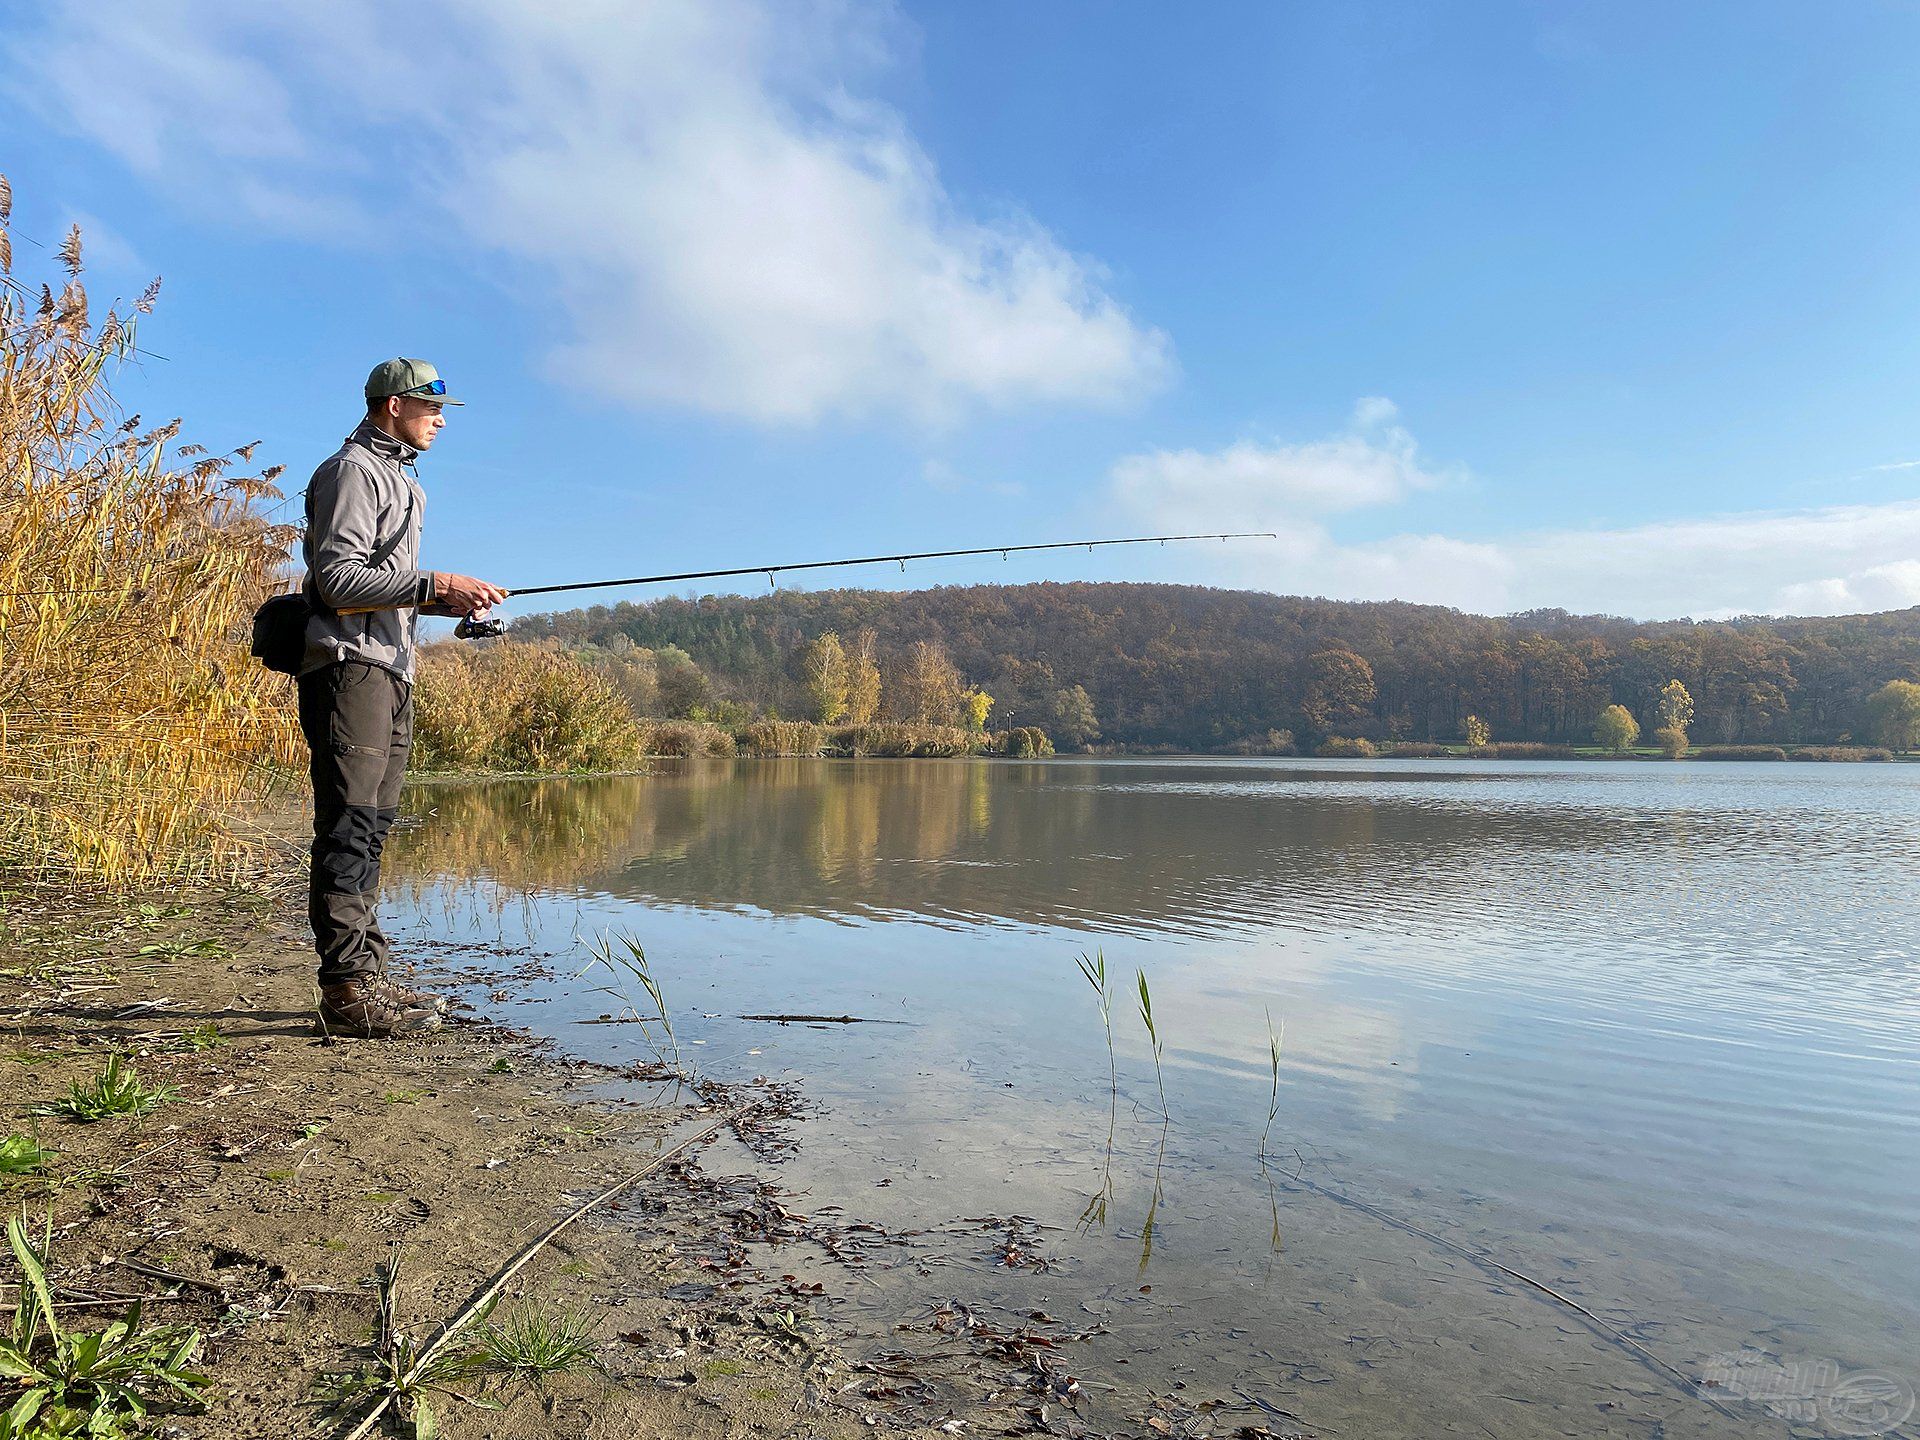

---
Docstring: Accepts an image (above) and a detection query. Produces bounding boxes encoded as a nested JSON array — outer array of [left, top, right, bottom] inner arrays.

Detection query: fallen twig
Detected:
[[338, 1102, 756, 1440], [114, 1256, 230, 1302]]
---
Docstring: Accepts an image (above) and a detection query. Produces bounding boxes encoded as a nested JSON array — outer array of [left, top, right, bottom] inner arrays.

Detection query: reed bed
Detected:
[[1689, 744, 1788, 761], [1465, 742, 1574, 760], [644, 721, 738, 758], [0, 184, 300, 883], [1790, 745, 1893, 762], [737, 720, 823, 757], [1314, 736, 1376, 758], [824, 723, 985, 758], [414, 643, 646, 773]]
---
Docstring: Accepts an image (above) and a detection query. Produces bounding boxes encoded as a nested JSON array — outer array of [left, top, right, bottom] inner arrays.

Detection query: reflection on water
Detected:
[[388, 758, 1920, 1439]]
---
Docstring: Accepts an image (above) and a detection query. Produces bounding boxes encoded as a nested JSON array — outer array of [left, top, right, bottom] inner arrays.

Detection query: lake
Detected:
[[387, 757, 1920, 1439]]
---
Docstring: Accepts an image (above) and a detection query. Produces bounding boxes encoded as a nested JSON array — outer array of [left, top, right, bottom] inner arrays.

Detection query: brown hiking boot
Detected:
[[379, 972, 450, 1014], [318, 977, 443, 1038]]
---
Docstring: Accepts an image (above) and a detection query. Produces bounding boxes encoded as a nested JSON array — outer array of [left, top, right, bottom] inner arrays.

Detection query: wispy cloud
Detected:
[[10, 1, 1170, 426], [1865, 459, 1920, 473], [1112, 398, 1456, 528], [1113, 405, 1920, 619]]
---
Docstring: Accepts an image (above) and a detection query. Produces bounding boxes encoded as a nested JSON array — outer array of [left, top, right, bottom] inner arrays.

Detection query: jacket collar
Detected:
[[348, 418, 419, 467]]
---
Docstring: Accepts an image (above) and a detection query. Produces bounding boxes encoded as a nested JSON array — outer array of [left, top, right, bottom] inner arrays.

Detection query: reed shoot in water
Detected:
[[1136, 968, 1168, 1120], [1260, 1007, 1285, 1162], [577, 931, 682, 1074], [1074, 949, 1118, 1231], [1075, 950, 1117, 1113]]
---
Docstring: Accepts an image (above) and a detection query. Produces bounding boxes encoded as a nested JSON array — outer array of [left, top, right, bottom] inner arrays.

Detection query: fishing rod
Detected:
[[453, 531, 1276, 637]]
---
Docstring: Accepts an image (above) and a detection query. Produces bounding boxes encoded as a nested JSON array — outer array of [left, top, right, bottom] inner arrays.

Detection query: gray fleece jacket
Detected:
[[300, 420, 438, 681]]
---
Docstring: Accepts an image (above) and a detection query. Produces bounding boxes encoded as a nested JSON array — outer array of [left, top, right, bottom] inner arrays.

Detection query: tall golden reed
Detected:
[[0, 177, 300, 883], [413, 642, 646, 774]]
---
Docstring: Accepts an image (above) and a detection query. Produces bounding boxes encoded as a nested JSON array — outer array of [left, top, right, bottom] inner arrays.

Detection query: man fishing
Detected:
[[299, 359, 505, 1038]]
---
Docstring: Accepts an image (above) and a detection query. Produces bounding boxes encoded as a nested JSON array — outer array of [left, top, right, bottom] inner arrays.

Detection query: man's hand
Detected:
[[431, 572, 508, 616]]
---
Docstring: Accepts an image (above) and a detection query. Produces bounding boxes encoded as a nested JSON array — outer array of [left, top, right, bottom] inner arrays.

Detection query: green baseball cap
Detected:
[[364, 357, 464, 406]]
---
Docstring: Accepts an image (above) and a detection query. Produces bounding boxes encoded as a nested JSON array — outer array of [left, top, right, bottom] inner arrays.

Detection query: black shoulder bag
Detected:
[[250, 521, 411, 677]]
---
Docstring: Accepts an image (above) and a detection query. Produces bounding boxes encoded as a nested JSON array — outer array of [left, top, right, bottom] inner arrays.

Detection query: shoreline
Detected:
[[0, 857, 1007, 1438], [405, 742, 1916, 783]]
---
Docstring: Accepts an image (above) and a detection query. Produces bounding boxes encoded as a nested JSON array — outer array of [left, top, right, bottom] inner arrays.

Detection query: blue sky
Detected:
[[6, 1, 1920, 620]]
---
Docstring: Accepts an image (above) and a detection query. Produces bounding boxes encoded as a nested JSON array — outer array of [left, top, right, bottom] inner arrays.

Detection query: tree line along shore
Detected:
[[520, 583, 1920, 755], [413, 634, 1920, 774]]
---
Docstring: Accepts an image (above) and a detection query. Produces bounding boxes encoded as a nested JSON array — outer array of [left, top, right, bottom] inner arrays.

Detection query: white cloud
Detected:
[[1113, 406, 1920, 619], [1111, 397, 1453, 529], [10, 1, 1170, 426]]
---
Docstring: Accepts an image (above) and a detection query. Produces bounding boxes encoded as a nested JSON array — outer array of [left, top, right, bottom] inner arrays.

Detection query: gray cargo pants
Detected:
[[297, 661, 412, 986]]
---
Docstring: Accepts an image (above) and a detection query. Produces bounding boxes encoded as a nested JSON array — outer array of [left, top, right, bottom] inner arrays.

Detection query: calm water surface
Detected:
[[387, 758, 1920, 1439]]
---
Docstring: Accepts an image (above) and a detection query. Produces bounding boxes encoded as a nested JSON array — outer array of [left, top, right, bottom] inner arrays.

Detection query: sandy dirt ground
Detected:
[[0, 869, 1124, 1440]]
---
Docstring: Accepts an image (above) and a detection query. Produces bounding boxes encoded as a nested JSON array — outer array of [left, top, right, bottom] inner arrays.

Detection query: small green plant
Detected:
[[31, 1054, 175, 1122], [315, 1246, 498, 1439], [1136, 969, 1168, 1120], [485, 1057, 513, 1075], [382, 1089, 429, 1106], [474, 1303, 599, 1382], [173, 1022, 225, 1052], [0, 1132, 53, 1177], [135, 937, 230, 960], [1260, 1007, 1285, 1162], [577, 931, 681, 1073], [0, 1213, 209, 1435], [754, 1308, 815, 1348]]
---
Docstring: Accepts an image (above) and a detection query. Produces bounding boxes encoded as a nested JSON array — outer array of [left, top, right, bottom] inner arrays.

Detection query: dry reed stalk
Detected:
[[0, 179, 300, 883]]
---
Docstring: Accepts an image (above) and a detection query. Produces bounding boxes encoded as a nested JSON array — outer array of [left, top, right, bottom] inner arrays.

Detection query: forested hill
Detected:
[[514, 583, 1920, 750]]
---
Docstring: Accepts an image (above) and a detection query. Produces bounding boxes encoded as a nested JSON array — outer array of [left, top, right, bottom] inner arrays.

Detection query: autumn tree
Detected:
[[961, 688, 993, 732], [653, 644, 709, 718], [1462, 714, 1490, 748], [890, 640, 964, 725], [845, 629, 882, 724], [1301, 649, 1376, 732], [1594, 704, 1640, 752], [1655, 679, 1693, 734], [587, 637, 659, 715], [801, 631, 850, 724], [1866, 679, 1920, 752], [1049, 685, 1101, 750], [1646, 677, 1690, 757]]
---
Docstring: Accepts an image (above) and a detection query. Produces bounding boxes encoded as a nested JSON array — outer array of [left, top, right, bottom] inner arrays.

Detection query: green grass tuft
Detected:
[[475, 1303, 599, 1380], [31, 1054, 175, 1122]]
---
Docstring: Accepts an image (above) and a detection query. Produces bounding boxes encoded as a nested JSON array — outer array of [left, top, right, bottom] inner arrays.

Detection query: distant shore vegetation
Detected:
[[413, 636, 1057, 773], [507, 586, 1920, 764], [418, 632, 1918, 775]]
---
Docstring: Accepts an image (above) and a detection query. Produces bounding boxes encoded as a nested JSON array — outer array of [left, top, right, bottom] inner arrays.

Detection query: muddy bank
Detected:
[[0, 869, 1127, 1439]]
